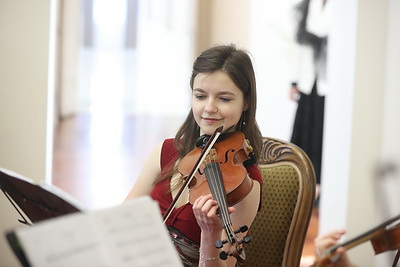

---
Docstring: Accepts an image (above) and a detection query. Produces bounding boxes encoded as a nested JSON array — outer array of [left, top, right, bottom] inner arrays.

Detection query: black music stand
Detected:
[[0, 168, 81, 225], [0, 168, 82, 267]]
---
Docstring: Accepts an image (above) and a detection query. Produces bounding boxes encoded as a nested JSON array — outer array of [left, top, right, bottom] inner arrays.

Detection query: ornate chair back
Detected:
[[244, 137, 316, 267]]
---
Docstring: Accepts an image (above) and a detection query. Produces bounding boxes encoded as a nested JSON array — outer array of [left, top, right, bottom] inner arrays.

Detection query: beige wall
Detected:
[[0, 0, 56, 265], [0, 1, 55, 180], [195, 0, 251, 55], [58, 0, 81, 118]]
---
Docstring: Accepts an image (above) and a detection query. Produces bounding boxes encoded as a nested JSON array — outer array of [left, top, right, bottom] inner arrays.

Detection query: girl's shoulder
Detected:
[[161, 138, 179, 169]]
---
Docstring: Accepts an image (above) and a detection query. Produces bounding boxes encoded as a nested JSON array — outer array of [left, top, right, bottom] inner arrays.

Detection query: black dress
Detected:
[[291, 80, 324, 184], [291, 0, 328, 185]]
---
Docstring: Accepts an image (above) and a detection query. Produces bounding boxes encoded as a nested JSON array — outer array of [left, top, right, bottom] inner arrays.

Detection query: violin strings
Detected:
[[212, 164, 231, 224], [204, 154, 235, 243], [211, 162, 236, 243]]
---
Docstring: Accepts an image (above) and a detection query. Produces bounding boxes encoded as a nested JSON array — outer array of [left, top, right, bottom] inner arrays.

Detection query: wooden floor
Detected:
[[52, 114, 318, 265], [301, 207, 319, 266], [52, 114, 183, 208]]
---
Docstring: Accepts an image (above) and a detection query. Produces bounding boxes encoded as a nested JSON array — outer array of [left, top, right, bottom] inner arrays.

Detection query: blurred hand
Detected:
[[314, 229, 356, 267], [289, 85, 300, 102]]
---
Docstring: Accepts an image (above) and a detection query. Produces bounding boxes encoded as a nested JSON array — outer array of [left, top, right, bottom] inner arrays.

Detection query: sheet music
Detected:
[[14, 196, 182, 267]]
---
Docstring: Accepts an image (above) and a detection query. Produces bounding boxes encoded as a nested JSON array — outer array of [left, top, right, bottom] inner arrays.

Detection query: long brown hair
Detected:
[[159, 44, 263, 184]]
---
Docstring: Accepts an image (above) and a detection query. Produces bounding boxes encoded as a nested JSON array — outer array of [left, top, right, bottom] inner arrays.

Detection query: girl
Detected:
[[125, 44, 263, 267]]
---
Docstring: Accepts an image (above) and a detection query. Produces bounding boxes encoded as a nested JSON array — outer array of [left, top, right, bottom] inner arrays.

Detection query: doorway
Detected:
[[53, 0, 196, 208]]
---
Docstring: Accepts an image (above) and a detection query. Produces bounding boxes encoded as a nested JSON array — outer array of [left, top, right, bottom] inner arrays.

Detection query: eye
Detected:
[[194, 94, 206, 100], [220, 97, 232, 102]]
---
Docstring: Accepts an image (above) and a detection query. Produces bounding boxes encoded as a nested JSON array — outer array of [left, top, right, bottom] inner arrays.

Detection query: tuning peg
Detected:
[[219, 250, 229, 260], [235, 225, 248, 234], [215, 239, 228, 248], [239, 235, 252, 244]]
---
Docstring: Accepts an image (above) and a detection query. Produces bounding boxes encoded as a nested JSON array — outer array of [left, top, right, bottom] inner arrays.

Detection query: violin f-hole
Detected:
[[220, 149, 236, 164]]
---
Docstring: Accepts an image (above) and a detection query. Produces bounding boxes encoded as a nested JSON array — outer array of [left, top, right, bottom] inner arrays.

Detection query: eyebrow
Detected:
[[193, 88, 236, 96]]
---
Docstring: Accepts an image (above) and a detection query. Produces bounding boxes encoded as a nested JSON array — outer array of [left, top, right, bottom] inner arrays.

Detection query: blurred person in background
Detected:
[[289, 0, 332, 204]]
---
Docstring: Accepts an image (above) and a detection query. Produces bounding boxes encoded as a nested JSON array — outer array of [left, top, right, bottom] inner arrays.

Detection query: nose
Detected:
[[204, 99, 218, 113]]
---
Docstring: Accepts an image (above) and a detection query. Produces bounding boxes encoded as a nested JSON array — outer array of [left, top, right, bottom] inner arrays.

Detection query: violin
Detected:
[[178, 131, 254, 206], [164, 126, 254, 262], [313, 214, 400, 267], [163, 126, 224, 224]]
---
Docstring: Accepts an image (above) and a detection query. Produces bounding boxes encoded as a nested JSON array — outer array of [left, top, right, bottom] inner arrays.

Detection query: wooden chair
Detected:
[[244, 137, 316, 267]]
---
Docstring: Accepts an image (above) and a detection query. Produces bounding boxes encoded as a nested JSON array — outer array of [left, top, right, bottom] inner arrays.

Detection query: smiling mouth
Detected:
[[202, 118, 221, 123]]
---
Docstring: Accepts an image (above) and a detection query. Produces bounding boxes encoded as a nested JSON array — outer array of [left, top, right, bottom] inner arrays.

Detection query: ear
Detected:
[[243, 100, 249, 111]]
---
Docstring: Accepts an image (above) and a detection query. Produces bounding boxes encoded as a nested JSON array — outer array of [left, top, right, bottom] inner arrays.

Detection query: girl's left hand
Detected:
[[192, 194, 235, 233]]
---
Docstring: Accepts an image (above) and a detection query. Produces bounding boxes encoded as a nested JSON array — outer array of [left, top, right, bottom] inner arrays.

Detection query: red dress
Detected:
[[150, 138, 263, 244]]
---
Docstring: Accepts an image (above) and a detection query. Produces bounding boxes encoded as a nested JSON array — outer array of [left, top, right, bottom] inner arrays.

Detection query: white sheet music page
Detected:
[[14, 196, 182, 267]]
